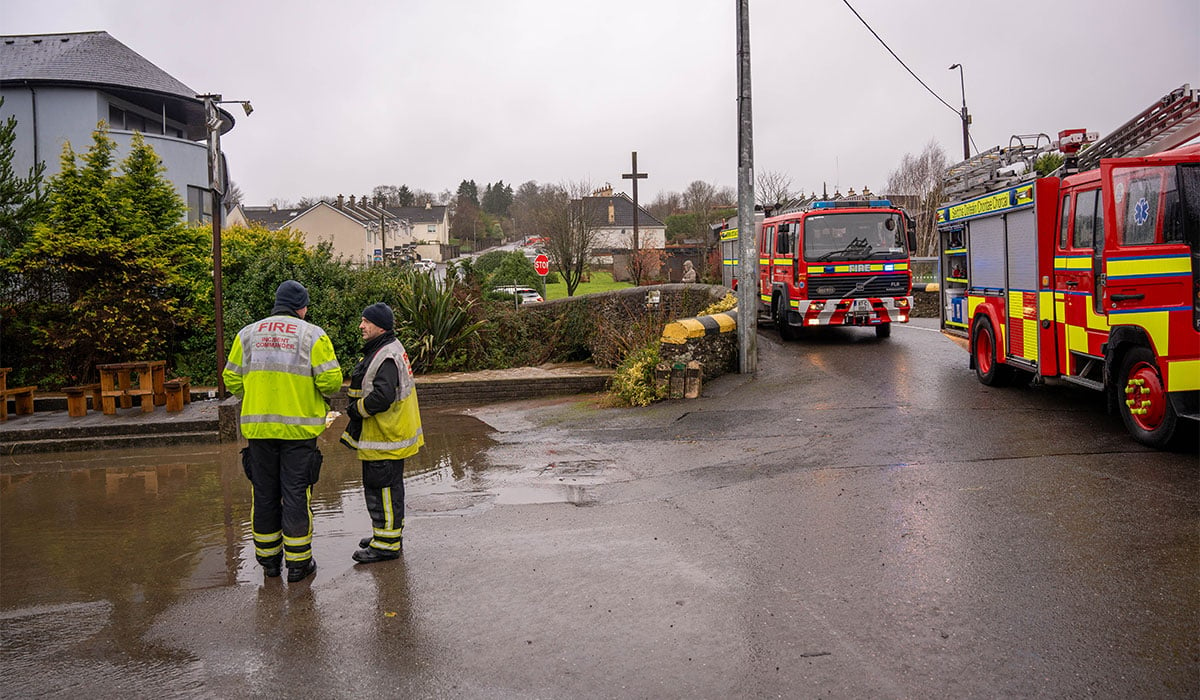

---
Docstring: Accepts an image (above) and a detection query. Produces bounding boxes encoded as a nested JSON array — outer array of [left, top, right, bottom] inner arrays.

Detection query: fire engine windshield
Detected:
[[804, 212, 907, 261]]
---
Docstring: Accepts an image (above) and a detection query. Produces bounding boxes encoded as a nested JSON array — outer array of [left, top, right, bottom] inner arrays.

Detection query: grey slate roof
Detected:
[[1, 31, 195, 99], [241, 206, 308, 231], [241, 202, 448, 232], [334, 200, 447, 225], [1, 31, 225, 136], [581, 193, 664, 228]]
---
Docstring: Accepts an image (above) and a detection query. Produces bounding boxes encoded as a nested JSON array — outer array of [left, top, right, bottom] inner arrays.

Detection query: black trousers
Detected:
[[361, 458, 405, 552], [244, 438, 321, 567]]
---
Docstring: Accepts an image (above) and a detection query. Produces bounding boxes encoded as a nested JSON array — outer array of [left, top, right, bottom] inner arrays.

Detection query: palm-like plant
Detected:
[[393, 269, 485, 373]]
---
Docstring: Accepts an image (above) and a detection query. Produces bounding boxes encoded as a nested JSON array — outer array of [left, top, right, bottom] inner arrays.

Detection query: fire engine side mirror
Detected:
[[905, 218, 917, 252]]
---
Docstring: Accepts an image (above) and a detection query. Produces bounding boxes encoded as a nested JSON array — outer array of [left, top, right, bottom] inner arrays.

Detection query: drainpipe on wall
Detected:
[[27, 84, 40, 189]]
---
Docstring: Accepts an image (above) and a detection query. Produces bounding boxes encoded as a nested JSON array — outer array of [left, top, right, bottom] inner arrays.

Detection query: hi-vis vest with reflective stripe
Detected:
[[223, 314, 343, 440], [341, 340, 424, 460]]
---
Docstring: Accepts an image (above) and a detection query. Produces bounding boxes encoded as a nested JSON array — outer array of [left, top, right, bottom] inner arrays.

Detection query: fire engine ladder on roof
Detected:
[[1077, 83, 1200, 170], [941, 146, 1005, 200]]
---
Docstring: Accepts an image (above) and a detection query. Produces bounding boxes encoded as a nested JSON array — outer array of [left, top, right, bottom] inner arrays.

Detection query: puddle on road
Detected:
[[0, 406, 622, 692], [0, 410, 505, 609], [0, 409, 620, 616]]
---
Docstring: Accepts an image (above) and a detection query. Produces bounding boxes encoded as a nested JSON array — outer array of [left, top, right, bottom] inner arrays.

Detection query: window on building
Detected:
[[107, 101, 166, 135], [108, 104, 125, 129], [188, 186, 212, 225], [427, 224, 436, 233]]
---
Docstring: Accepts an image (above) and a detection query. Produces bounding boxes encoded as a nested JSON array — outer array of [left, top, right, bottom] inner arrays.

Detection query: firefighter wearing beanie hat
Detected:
[[341, 302, 424, 563], [223, 280, 342, 582]]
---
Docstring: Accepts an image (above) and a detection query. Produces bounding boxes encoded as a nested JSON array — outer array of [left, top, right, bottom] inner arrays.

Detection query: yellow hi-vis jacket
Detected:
[[341, 339, 424, 460], [223, 314, 343, 440]]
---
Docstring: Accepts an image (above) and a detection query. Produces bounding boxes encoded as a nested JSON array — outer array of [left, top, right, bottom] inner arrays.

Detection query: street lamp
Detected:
[[197, 94, 252, 398], [948, 64, 970, 160]]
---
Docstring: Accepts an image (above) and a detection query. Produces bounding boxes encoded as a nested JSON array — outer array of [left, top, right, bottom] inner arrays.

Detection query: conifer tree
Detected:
[[6, 125, 204, 382]]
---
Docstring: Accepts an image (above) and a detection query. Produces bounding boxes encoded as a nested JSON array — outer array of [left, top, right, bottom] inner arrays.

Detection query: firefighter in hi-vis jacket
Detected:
[[340, 302, 424, 564], [224, 280, 343, 583]]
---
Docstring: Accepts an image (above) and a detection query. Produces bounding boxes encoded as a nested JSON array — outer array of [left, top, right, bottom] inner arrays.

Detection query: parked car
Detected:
[[492, 285, 544, 304], [412, 259, 437, 273]]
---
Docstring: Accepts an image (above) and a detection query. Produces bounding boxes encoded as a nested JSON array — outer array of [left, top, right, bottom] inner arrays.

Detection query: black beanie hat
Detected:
[[362, 302, 394, 331], [274, 280, 310, 312]]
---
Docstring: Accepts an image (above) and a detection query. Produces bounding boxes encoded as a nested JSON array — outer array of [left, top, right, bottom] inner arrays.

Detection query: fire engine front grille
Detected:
[[808, 274, 908, 299]]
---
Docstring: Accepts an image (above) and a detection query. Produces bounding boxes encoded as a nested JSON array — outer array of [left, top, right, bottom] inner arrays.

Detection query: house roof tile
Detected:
[[580, 193, 664, 228], [2, 31, 197, 100]]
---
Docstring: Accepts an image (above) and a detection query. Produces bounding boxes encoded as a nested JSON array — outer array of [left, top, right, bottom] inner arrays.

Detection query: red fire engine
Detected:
[[721, 200, 918, 339], [937, 85, 1200, 449]]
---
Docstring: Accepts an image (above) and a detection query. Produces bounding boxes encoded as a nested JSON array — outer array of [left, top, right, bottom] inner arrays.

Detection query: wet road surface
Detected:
[[2, 318, 1196, 698]]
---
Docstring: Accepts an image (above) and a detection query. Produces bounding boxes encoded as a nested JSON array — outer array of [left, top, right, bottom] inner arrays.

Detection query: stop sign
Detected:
[[534, 254, 550, 276]]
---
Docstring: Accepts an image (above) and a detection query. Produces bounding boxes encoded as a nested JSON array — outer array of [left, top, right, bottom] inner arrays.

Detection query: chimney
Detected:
[[349, 195, 356, 207], [862, 185, 872, 197], [848, 187, 857, 198], [608, 199, 615, 224], [337, 194, 344, 209]]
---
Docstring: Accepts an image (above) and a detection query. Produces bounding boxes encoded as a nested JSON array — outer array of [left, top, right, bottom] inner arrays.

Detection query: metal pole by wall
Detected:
[[735, 0, 757, 374], [202, 95, 228, 398]]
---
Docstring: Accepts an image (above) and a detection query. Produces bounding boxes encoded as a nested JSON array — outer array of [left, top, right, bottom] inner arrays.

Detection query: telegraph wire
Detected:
[[839, 0, 960, 117]]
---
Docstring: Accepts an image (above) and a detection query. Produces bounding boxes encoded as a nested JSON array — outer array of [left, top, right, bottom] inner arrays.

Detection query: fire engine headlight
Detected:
[[809, 301, 825, 311], [897, 298, 909, 308]]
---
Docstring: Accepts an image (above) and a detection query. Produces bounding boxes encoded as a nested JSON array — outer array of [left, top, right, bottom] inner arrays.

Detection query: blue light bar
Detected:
[[811, 199, 893, 209]]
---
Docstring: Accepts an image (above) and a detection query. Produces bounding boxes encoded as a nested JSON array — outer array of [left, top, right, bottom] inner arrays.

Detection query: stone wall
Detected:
[[912, 284, 940, 318], [658, 311, 739, 383], [528, 283, 732, 367]]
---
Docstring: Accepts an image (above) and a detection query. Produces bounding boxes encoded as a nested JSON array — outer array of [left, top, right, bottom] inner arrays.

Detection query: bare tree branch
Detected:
[[755, 170, 792, 207]]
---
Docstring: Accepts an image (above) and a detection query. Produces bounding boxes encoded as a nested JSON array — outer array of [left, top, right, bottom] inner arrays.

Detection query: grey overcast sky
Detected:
[[4, 0, 1199, 206]]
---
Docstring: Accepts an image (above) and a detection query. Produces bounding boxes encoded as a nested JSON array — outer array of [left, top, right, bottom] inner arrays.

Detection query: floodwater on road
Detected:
[[0, 408, 500, 693]]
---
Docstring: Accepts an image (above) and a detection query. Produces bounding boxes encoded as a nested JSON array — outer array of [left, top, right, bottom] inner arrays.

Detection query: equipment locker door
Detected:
[[1004, 207, 1039, 365]]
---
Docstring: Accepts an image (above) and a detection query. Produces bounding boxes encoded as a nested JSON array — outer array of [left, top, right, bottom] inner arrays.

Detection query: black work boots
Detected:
[[352, 547, 400, 564], [261, 557, 282, 578], [286, 558, 317, 583]]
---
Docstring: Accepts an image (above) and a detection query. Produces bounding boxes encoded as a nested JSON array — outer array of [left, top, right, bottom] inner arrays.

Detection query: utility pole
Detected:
[[200, 94, 227, 397], [198, 94, 251, 398], [949, 63, 970, 160], [735, 0, 757, 374]]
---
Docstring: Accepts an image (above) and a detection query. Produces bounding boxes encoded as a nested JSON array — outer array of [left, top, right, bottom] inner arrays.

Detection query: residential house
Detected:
[[0, 30, 239, 224], [231, 194, 451, 265], [579, 185, 667, 281], [582, 185, 666, 252]]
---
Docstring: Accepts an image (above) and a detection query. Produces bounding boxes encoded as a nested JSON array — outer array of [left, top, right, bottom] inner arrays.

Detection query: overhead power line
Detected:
[[840, 0, 959, 117]]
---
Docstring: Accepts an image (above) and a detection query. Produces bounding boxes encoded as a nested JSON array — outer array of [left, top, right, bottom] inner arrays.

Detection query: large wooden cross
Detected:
[[622, 151, 648, 252]]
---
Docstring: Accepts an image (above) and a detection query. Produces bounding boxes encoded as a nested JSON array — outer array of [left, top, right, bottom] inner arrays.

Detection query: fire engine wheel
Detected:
[[774, 297, 798, 341], [1117, 347, 1180, 449], [972, 316, 1013, 387], [875, 323, 891, 339]]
